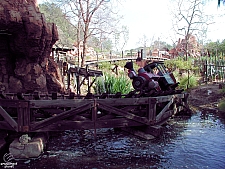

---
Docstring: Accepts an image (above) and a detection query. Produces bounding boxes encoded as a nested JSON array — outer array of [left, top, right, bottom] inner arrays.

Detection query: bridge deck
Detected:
[[0, 92, 189, 138]]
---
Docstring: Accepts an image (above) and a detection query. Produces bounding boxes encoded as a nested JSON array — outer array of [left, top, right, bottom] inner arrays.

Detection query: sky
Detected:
[[118, 0, 225, 49], [38, 0, 225, 50]]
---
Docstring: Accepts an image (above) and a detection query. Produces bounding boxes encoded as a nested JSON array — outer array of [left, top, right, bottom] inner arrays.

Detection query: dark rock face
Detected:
[[0, 0, 64, 93]]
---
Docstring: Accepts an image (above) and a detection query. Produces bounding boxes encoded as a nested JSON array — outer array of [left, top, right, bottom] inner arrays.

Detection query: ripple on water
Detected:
[[12, 112, 225, 169], [160, 112, 225, 169]]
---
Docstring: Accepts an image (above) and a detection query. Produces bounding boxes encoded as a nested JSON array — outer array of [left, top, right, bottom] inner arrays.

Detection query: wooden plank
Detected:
[[148, 98, 157, 122], [92, 99, 97, 138], [97, 97, 149, 106], [98, 103, 149, 125], [156, 96, 174, 122], [156, 110, 173, 124], [151, 94, 185, 103], [17, 108, 23, 132], [23, 107, 30, 132], [0, 106, 18, 131], [0, 100, 28, 108], [30, 102, 93, 131], [29, 99, 92, 108]]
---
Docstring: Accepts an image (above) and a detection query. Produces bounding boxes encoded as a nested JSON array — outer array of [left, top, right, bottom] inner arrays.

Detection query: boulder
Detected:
[[0, 0, 63, 93], [9, 133, 48, 159]]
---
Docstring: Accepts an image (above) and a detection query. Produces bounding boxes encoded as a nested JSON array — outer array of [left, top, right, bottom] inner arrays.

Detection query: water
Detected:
[[3, 111, 225, 169]]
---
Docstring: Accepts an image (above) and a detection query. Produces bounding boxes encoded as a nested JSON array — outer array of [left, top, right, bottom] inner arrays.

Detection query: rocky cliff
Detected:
[[0, 0, 64, 93]]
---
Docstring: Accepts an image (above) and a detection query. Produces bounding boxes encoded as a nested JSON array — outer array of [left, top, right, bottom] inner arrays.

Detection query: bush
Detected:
[[164, 57, 199, 72], [94, 73, 132, 94], [178, 74, 198, 90]]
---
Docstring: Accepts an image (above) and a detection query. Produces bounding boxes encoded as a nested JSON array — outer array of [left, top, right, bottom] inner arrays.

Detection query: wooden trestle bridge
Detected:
[[0, 90, 189, 139]]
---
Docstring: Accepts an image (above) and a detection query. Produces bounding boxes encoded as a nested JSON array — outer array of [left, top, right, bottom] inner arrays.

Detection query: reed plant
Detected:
[[94, 72, 132, 94], [178, 74, 198, 90]]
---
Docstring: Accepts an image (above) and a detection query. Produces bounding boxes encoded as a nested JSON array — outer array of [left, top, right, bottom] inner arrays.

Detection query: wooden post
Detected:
[[205, 60, 207, 84], [17, 108, 23, 132], [92, 99, 97, 139], [22, 107, 30, 132], [148, 98, 157, 123]]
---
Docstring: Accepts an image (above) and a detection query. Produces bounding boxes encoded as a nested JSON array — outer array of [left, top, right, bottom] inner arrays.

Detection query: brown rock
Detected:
[[0, 0, 64, 93]]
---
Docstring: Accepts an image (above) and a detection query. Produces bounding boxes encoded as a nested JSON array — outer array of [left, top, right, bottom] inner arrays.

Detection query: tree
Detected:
[[136, 34, 149, 48], [52, 0, 122, 67], [39, 2, 76, 48], [171, 0, 212, 60], [113, 26, 129, 52]]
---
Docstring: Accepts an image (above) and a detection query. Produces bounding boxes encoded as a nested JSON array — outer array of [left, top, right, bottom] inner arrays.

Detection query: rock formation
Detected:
[[0, 0, 64, 93]]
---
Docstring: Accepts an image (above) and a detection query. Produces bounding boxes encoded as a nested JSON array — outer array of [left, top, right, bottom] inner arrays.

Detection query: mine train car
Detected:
[[124, 61, 182, 97]]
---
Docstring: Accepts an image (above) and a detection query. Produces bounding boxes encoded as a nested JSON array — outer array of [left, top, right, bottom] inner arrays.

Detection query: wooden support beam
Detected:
[[29, 99, 91, 108], [0, 106, 18, 131], [98, 103, 149, 125], [17, 108, 23, 132], [0, 100, 28, 108], [148, 98, 157, 122], [30, 102, 93, 131], [156, 96, 175, 122], [89, 78, 96, 89], [23, 107, 30, 132], [97, 97, 149, 106], [92, 99, 97, 138], [17, 106, 30, 132]]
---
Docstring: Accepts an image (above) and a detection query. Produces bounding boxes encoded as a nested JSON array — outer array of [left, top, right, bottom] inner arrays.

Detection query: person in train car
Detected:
[[135, 57, 160, 78], [135, 57, 161, 91]]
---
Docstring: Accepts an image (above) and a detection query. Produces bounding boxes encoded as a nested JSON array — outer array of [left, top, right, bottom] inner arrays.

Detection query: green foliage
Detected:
[[94, 73, 132, 94], [204, 40, 225, 57], [178, 75, 198, 90], [218, 99, 225, 112], [98, 62, 113, 70], [39, 2, 76, 48], [164, 57, 198, 71]]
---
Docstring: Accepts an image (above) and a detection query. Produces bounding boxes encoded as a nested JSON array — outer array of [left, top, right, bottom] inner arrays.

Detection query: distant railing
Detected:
[[85, 56, 169, 65]]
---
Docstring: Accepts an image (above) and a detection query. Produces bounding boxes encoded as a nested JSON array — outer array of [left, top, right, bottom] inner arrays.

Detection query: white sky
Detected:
[[38, 0, 225, 50], [118, 0, 225, 49]]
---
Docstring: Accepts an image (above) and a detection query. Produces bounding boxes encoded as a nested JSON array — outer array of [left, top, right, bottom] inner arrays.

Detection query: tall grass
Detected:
[[179, 75, 198, 90], [94, 73, 132, 94], [172, 69, 198, 90]]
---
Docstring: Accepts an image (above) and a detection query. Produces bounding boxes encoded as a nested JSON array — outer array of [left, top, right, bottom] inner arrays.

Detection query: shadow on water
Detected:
[[2, 111, 225, 169]]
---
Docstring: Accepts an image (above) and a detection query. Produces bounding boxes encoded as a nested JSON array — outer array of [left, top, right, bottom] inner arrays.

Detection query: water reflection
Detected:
[[6, 111, 225, 169]]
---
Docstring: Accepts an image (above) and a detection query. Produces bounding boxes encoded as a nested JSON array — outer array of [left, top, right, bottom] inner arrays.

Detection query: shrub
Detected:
[[178, 74, 198, 90], [94, 73, 132, 94]]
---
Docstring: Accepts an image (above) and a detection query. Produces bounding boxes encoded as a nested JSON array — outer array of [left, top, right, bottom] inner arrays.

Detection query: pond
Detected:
[[3, 111, 225, 169]]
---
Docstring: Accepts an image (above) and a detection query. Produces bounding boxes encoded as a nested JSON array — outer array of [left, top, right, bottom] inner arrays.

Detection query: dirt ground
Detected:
[[187, 83, 225, 114]]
